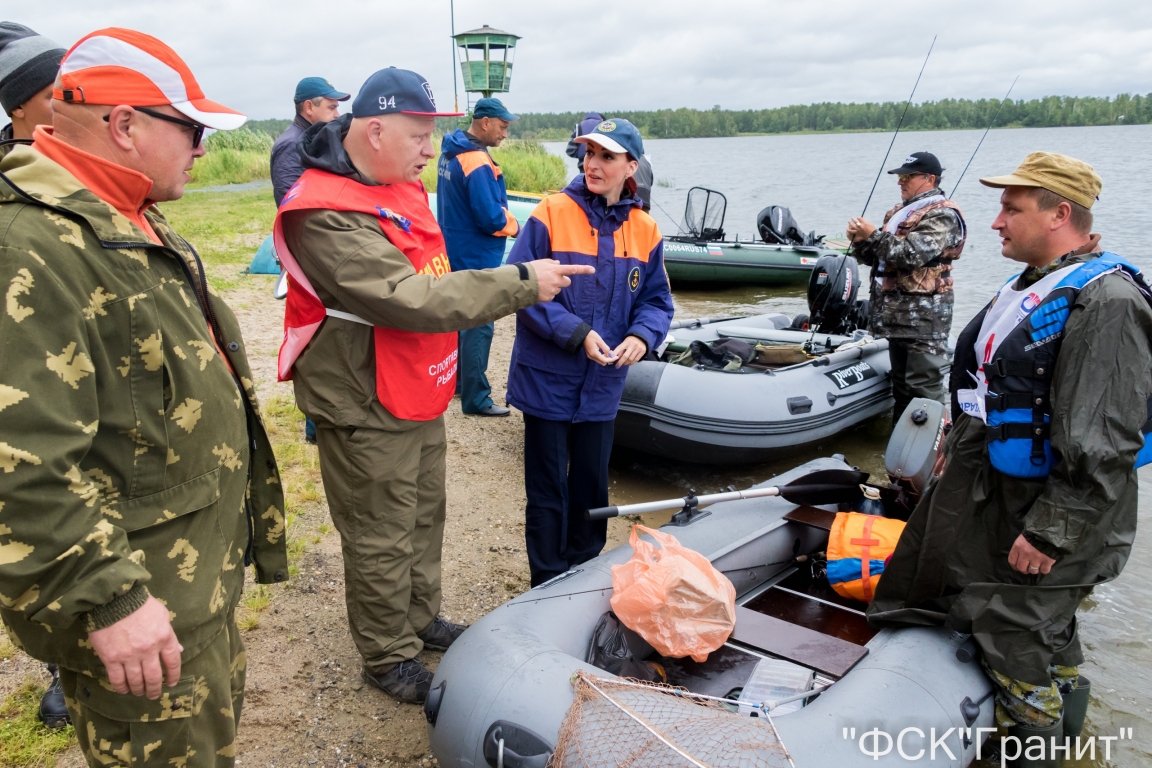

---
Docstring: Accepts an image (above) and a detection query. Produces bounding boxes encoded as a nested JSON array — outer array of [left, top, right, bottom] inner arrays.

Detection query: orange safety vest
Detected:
[[825, 512, 906, 603], [274, 169, 457, 421]]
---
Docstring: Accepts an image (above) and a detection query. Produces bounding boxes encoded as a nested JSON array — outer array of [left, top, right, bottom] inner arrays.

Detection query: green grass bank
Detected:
[[190, 129, 565, 194]]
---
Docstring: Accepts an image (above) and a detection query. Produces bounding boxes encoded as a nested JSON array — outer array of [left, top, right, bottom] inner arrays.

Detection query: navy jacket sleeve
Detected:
[[507, 217, 590, 353], [462, 157, 519, 238], [626, 239, 674, 351], [271, 140, 305, 208]]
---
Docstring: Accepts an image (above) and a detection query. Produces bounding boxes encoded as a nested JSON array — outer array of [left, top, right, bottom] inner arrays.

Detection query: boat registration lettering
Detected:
[[663, 243, 710, 254], [825, 361, 878, 390]]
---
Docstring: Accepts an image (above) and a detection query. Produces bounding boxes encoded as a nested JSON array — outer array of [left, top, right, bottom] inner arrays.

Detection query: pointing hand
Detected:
[[531, 260, 595, 302]]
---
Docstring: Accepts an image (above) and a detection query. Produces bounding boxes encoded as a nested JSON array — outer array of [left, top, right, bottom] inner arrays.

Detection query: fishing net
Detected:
[[551, 671, 795, 768], [684, 187, 726, 241]]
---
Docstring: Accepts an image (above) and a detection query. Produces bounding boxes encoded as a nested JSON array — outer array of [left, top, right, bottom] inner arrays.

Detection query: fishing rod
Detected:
[[586, 468, 869, 521], [652, 197, 687, 234], [949, 75, 1019, 199], [860, 35, 937, 218]]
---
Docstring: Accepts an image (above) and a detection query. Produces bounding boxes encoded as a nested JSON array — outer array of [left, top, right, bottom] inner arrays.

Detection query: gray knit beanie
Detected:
[[0, 22, 65, 115]]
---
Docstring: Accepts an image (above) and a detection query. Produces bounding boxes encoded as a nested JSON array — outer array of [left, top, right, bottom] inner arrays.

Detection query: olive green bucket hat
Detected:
[[979, 151, 1102, 209]]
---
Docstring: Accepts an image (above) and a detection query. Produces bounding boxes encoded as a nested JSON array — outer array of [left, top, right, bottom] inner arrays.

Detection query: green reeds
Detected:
[[188, 128, 274, 188], [421, 138, 566, 194]]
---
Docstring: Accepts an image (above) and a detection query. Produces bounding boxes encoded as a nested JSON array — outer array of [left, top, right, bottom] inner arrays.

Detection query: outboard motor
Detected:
[[757, 205, 823, 246], [877, 398, 948, 520], [806, 253, 861, 334]]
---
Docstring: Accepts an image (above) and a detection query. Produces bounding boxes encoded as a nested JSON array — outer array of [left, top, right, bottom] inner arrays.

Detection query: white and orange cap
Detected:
[[53, 27, 245, 130]]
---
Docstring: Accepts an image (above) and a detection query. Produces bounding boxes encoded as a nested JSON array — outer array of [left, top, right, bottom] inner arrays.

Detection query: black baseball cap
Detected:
[[351, 67, 464, 118], [888, 151, 943, 177]]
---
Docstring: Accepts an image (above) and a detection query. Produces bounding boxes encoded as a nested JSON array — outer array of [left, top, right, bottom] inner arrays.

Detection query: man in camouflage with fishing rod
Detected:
[[847, 151, 966, 420]]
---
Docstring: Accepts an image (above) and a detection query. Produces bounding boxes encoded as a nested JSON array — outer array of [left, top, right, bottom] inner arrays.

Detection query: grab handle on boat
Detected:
[[482, 721, 553, 768]]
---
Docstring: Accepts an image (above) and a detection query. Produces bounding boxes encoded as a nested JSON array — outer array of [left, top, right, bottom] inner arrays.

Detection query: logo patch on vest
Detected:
[[284, 180, 304, 204], [375, 206, 412, 233], [1016, 292, 1041, 323], [628, 266, 640, 292]]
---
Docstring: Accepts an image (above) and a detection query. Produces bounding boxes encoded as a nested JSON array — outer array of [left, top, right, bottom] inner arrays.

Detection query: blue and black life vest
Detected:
[[952, 252, 1152, 478]]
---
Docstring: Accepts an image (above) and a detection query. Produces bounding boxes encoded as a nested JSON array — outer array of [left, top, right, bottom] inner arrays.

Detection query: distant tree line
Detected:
[[243, 94, 1151, 142], [502, 94, 1152, 140]]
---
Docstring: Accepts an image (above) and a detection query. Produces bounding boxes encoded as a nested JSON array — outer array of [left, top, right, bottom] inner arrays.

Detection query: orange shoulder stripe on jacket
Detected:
[[612, 208, 661, 263], [457, 151, 502, 179], [530, 194, 598, 256]]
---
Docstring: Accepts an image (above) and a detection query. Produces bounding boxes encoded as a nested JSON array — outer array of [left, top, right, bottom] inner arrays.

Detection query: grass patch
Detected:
[[159, 190, 277, 289], [242, 394, 331, 594], [188, 149, 270, 189], [0, 677, 75, 767], [188, 129, 275, 188], [421, 138, 566, 194], [0, 631, 16, 661]]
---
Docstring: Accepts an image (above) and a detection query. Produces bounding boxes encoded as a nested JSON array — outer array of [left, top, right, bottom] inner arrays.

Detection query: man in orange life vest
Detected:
[[275, 67, 593, 704]]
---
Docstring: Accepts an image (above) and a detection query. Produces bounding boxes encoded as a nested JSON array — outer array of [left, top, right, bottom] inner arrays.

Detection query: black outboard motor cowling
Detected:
[[757, 205, 823, 246], [807, 253, 861, 334]]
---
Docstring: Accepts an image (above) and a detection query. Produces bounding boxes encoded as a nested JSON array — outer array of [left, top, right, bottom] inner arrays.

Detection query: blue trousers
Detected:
[[458, 323, 495, 413], [523, 414, 613, 587]]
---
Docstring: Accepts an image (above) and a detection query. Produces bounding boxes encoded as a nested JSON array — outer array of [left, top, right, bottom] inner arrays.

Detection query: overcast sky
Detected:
[[15, 0, 1152, 120]]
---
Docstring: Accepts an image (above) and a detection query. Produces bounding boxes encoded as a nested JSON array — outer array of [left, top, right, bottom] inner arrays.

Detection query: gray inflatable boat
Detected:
[[615, 314, 899, 465], [425, 451, 995, 766]]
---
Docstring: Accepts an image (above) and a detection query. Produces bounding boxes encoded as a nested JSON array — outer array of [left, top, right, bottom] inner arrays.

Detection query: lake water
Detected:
[[548, 125, 1152, 765]]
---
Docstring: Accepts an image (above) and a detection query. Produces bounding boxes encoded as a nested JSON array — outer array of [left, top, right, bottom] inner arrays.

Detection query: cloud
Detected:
[[13, 0, 1152, 120]]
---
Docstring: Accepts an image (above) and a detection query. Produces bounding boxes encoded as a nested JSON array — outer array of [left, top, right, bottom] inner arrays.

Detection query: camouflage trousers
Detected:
[[982, 657, 1079, 728], [58, 616, 245, 767]]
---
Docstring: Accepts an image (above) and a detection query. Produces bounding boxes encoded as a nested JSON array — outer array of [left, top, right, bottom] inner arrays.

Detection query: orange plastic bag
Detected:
[[609, 525, 736, 662]]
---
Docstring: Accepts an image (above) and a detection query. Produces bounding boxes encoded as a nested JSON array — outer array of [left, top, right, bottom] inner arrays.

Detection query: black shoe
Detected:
[[363, 659, 434, 704], [304, 433, 317, 445], [471, 405, 510, 417], [418, 616, 469, 651], [38, 665, 71, 729]]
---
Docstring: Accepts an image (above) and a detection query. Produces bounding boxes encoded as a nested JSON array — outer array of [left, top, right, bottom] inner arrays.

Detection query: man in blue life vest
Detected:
[[868, 152, 1152, 762], [437, 97, 521, 416]]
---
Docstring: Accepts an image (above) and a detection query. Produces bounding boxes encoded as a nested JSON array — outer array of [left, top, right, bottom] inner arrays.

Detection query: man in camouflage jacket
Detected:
[[0, 28, 286, 766], [848, 151, 966, 418]]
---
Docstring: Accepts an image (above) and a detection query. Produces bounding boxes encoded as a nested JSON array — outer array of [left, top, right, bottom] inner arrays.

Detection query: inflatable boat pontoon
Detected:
[[615, 314, 903, 464], [425, 454, 995, 767]]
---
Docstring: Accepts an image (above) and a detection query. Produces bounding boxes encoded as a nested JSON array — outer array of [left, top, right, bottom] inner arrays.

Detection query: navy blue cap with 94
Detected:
[[352, 67, 464, 118]]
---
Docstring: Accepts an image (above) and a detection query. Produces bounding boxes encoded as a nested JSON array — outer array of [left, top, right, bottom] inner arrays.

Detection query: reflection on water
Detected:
[[545, 124, 1152, 766]]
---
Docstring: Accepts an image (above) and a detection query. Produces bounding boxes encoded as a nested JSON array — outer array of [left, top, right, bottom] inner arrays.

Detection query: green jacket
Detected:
[[868, 246, 1152, 685], [0, 146, 287, 674], [281, 209, 539, 432]]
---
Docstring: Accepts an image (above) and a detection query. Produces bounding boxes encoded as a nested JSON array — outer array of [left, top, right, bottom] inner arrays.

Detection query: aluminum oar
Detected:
[[587, 468, 870, 521]]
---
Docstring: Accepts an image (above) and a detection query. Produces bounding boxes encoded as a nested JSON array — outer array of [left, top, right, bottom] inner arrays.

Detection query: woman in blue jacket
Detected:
[[506, 119, 674, 586]]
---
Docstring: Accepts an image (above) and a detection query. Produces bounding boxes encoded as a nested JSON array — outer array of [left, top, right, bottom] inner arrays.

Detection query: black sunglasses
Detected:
[[103, 107, 206, 149]]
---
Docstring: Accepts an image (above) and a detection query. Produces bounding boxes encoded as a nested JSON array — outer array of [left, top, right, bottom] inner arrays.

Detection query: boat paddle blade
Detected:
[[776, 468, 871, 506]]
